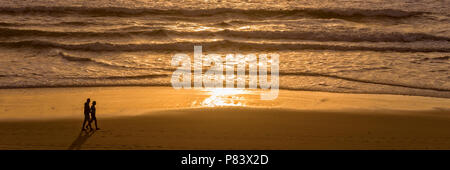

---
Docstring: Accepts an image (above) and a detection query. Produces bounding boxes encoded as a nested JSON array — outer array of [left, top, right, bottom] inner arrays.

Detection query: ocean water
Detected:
[[0, 0, 448, 98]]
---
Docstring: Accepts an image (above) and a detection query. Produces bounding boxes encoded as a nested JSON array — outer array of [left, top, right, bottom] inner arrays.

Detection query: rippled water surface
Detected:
[[0, 0, 448, 98]]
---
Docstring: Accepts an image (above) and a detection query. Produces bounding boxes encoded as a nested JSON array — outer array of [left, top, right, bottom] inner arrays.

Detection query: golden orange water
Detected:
[[197, 88, 250, 107]]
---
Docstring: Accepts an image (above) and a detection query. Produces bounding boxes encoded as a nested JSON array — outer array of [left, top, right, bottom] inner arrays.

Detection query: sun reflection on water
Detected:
[[196, 88, 250, 107]]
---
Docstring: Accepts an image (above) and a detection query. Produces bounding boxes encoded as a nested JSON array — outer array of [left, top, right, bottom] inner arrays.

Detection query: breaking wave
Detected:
[[0, 6, 426, 20], [1, 27, 448, 42], [1, 40, 448, 52]]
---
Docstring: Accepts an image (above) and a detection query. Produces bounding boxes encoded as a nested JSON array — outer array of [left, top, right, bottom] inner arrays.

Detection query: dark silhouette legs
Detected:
[[88, 118, 99, 130], [82, 115, 92, 130], [94, 119, 99, 130]]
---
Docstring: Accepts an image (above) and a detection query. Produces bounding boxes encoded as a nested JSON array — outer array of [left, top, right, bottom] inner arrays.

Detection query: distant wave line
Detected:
[[0, 40, 449, 52], [1, 28, 448, 43], [0, 6, 427, 20]]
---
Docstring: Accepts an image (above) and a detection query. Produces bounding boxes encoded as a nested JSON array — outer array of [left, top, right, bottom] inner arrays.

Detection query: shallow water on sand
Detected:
[[0, 87, 449, 120]]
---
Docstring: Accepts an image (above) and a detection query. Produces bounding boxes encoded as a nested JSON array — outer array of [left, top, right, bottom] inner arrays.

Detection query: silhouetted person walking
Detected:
[[89, 101, 100, 130], [82, 98, 92, 131]]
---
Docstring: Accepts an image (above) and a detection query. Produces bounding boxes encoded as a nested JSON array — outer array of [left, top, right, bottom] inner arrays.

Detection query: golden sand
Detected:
[[0, 87, 449, 149]]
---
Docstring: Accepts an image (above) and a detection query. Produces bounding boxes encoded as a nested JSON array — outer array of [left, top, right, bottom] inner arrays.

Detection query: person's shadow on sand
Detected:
[[68, 130, 96, 150]]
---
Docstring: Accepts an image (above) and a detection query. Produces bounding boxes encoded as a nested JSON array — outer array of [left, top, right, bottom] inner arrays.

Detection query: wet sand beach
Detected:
[[0, 86, 449, 150]]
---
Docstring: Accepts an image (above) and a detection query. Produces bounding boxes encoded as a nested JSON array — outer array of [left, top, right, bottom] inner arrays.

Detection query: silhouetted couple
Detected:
[[82, 98, 99, 131]]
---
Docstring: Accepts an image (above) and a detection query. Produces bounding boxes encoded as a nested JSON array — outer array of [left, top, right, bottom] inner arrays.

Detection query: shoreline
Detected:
[[0, 86, 449, 121], [0, 84, 448, 99]]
